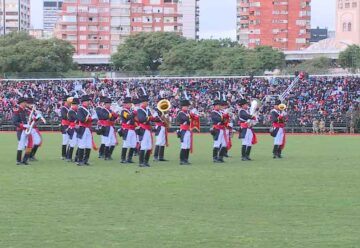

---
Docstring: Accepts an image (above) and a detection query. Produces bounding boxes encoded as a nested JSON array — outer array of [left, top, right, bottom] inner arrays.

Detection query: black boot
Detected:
[[16, 150, 22, 165], [185, 149, 191, 165], [224, 148, 229, 158], [213, 147, 219, 162], [121, 148, 127, 163], [246, 146, 252, 161], [139, 150, 145, 167], [127, 148, 135, 163], [218, 147, 226, 163], [180, 149, 186, 165], [277, 146, 283, 158], [77, 149, 84, 165], [109, 146, 115, 159], [144, 150, 151, 167], [104, 146, 110, 160], [159, 146, 168, 161], [241, 145, 247, 161], [98, 144, 105, 159], [153, 145, 160, 161], [62, 145, 67, 159], [273, 145, 279, 159], [29, 145, 39, 161], [84, 148, 91, 165], [67, 147, 74, 162], [22, 153, 30, 165]]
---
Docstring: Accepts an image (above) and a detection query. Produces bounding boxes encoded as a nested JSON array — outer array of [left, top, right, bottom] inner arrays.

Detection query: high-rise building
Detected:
[[43, 0, 63, 37], [335, 0, 360, 45], [56, 0, 199, 55], [237, 0, 311, 50], [0, 0, 31, 35], [310, 27, 328, 43]]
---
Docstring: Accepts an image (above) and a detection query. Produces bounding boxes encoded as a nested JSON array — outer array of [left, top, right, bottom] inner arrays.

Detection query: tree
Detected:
[[285, 57, 333, 75], [111, 32, 186, 73], [339, 45, 360, 73], [253, 46, 286, 71], [0, 32, 75, 74]]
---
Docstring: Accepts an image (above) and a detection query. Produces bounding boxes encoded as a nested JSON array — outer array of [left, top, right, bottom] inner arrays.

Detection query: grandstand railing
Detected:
[[2, 73, 360, 82]]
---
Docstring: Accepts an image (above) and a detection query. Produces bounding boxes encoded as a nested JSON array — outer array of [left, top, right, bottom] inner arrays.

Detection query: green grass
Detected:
[[0, 133, 359, 248]]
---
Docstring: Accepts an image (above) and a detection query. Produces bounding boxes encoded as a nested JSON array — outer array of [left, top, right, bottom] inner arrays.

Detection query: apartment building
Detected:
[[237, 0, 311, 50], [57, 0, 199, 55]]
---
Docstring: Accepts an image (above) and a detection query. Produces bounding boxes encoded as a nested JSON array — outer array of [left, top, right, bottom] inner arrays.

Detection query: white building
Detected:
[[0, 0, 31, 35], [179, 0, 199, 40], [43, 0, 62, 37]]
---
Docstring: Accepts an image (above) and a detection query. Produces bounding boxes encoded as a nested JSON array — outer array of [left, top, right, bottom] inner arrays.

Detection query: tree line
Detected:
[[1, 32, 360, 76]]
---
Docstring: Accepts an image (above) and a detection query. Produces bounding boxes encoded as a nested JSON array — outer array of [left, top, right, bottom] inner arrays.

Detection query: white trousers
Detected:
[[31, 129, 42, 146], [140, 130, 152, 151], [103, 127, 116, 146], [242, 129, 253, 146], [123, 130, 137, 148], [181, 131, 191, 149], [213, 129, 227, 148], [101, 135, 106, 145], [62, 133, 69, 145], [17, 131, 29, 150], [78, 128, 92, 149], [155, 126, 166, 146], [274, 128, 284, 145], [69, 131, 78, 148]]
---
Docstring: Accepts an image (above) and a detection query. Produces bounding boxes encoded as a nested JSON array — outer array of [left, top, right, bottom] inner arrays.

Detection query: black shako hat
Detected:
[[71, 98, 80, 104], [123, 97, 132, 104], [237, 99, 248, 106], [81, 95, 91, 102], [18, 97, 27, 104], [180, 99, 191, 107]]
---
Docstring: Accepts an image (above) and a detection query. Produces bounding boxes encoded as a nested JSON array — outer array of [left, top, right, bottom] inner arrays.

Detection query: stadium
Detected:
[[1, 0, 360, 247]]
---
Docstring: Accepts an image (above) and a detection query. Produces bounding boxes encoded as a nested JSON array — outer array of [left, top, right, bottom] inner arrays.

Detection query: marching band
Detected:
[[12, 89, 288, 166]]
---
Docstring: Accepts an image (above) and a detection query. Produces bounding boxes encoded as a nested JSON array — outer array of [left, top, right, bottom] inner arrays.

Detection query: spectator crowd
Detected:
[[0, 76, 359, 131]]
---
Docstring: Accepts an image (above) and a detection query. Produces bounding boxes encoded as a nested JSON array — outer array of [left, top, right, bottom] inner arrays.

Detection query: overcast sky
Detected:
[[31, 0, 336, 39]]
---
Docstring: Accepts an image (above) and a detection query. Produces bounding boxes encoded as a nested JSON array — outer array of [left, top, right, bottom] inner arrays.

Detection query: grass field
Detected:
[[0, 133, 359, 248]]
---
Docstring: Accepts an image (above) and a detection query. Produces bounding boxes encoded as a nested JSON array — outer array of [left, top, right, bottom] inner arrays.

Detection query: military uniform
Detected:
[[137, 98, 156, 167], [60, 96, 71, 159], [120, 97, 137, 163], [270, 100, 286, 158], [76, 95, 94, 165], [210, 100, 228, 163], [27, 98, 43, 161], [238, 99, 257, 161], [98, 98, 118, 160], [153, 106, 169, 162], [177, 100, 192, 165], [13, 97, 31, 165], [66, 98, 79, 162], [95, 99, 106, 158]]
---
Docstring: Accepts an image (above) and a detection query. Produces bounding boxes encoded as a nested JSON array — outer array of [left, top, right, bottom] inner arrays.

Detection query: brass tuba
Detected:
[[157, 99, 171, 114], [157, 99, 171, 127]]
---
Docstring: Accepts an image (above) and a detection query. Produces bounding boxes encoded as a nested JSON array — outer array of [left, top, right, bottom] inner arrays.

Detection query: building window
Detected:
[[343, 22, 347, 31], [352, 2, 357, 8], [348, 22, 352, 31]]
